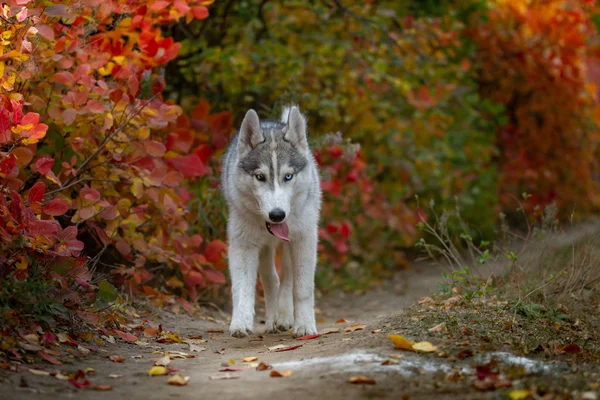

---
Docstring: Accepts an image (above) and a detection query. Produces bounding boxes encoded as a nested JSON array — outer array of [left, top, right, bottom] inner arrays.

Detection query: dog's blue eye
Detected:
[[255, 174, 266, 182], [284, 174, 294, 182]]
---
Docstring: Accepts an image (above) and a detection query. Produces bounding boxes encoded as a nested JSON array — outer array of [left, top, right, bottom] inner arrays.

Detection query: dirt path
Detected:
[[0, 256, 595, 400]]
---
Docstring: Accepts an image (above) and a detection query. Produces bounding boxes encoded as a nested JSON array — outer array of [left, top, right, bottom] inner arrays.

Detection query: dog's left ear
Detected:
[[285, 106, 308, 152]]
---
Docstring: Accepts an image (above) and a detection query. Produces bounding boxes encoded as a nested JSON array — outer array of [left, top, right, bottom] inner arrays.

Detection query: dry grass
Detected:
[[407, 201, 600, 357]]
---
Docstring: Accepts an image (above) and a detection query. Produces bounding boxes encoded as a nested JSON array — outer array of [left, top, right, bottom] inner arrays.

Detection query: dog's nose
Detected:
[[268, 208, 286, 223]]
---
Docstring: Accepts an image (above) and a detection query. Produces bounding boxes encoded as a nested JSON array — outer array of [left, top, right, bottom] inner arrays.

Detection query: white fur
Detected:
[[222, 106, 321, 338]]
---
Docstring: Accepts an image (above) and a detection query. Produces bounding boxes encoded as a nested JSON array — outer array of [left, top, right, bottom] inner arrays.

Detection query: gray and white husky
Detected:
[[221, 106, 321, 338]]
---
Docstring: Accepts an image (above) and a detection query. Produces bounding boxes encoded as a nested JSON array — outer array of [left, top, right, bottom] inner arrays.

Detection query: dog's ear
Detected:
[[238, 109, 262, 157], [284, 106, 308, 152]]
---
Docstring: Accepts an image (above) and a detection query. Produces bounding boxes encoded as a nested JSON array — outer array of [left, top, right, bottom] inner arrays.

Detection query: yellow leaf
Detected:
[[412, 342, 438, 353], [509, 390, 531, 400], [167, 374, 190, 386], [270, 369, 292, 377], [388, 334, 415, 351], [148, 366, 168, 376], [348, 376, 376, 384], [154, 355, 170, 366], [344, 323, 366, 332]]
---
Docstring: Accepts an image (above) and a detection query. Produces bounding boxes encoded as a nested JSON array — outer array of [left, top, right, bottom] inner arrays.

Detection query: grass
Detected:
[[405, 199, 600, 357]]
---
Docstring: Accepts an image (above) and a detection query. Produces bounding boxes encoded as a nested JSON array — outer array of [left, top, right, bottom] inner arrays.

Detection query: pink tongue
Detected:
[[270, 222, 290, 242]]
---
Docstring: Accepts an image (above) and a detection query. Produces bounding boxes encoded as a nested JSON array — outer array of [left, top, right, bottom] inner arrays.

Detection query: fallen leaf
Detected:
[[40, 351, 63, 365], [143, 328, 158, 337], [336, 319, 347, 323], [371, 329, 382, 333], [296, 334, 321, 341], [320, 328, 341, 335], [270, 369, 292, 377], [168, 351, 195, 359], [388, 334, 415, 351], [219, 367, 249, 372], [509, 389, 531, 400], [418, 296, 434, 304], [148, 366, 168, 376], [344, 324, 366, 333], [93, 385, 112, 391], [389, 354, 404, 359], [349, 376, 376, 385], [257, 362, 272, 371], [381, 359, 399, 365], [562, 343, 582, 354], [206, 330, 224, 334], [29, 369, 50, 376], [188, 343, 206, 352], [428, 322, 446, 333], [412, 342, 438, 353], [154, 355, 171, 366], [114, 330, 138, 343], [109, 355, 125, 363], [109, 374, 122, 379], [271, 344, 302, 353], [456, 349, 474, 359], [242, 356, 258, 362], [209, 374, 239, 380], [167, 374, 190, 386], [84, 368, 95, 374]]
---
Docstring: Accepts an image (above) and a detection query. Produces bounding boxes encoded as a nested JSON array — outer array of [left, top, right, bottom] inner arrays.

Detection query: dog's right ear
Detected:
[[237, 109, 262, 157]]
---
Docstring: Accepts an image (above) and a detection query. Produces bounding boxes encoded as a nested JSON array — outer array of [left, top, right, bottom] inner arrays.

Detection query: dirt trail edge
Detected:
[[0, 254, 595, 400]]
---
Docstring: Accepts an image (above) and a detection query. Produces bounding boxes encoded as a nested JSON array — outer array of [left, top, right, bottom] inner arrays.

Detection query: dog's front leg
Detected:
[[290, 233, 318, 337], [229, 242, 259, 337]]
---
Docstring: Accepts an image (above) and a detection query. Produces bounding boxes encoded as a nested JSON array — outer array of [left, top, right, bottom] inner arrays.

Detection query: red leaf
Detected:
[[191, 98, 210, 121], [169, 153, 207, 177], [43, 198, 69, 216], [296, 334, 321, 341], [145, 140, 166, 157], [109, 355, 125, 363], [40, 351, 62, 365], [63, 108, 77, 126], [203, 268, 226, 284], [35, 157, 54, 174], [0, 107, 10, 134], [273, 344, 302, 353], [191, 6, 209, 20], [185, 270, 206, 289], [562, 344, 582, 354], [150, 0, 170, 10], [28, 181, 45, 213], [68, 379, 92, 389], [205, 240, 227, 263], [10, 100, 22, 124], [194, 144, 213, 164], [114, 330, 138, 343]]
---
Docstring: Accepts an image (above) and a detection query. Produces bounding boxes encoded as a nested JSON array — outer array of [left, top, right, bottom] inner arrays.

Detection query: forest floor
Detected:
[[1, 225, 600, 400]]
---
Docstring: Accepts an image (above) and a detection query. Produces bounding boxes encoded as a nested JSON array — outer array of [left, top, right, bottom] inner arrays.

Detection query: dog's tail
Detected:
[[281, 105, 296, 123]]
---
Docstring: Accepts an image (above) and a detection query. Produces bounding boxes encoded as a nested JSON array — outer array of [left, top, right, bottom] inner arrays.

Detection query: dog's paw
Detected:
[[292, 320, 317, 337], [274, 313, 294, 332], [229, 320, 253, 338], [264, 321, 278, 334]]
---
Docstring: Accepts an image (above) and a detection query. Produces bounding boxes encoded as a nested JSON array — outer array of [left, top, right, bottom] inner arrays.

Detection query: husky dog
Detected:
[[221, 106, 321, 338]]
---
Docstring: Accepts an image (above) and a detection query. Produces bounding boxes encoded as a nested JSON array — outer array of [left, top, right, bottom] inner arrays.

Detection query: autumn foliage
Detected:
[[2, 0, 600, 351]]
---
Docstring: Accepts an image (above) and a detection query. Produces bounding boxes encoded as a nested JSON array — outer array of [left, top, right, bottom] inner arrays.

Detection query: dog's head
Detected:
[[235, 106, 310, 239]]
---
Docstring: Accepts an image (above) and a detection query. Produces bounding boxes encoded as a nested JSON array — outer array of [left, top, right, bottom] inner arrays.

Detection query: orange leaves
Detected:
[[114, 330, 138, 343]]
